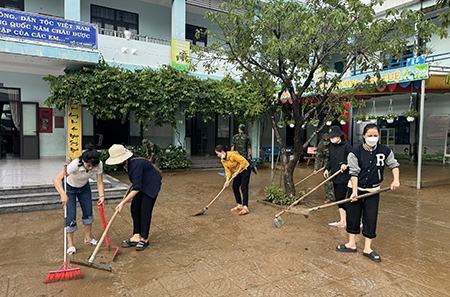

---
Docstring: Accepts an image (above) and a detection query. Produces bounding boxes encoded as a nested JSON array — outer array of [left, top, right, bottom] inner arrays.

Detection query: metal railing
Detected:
[[97, 27, 171, 46]]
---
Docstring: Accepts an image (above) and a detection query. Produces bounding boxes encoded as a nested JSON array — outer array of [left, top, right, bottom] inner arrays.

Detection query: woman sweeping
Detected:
[[215, 145, 251, 215], [336, 124, 400, 262], [324, 126, 352, 228], [105, 144, 162, 251], [53, 146, 105, 255]]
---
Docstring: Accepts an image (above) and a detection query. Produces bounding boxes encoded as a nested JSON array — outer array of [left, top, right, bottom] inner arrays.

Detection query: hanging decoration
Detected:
[[403, 94, 419, 122], [384, 99, 397, 124], [368, 100, 378, 123]]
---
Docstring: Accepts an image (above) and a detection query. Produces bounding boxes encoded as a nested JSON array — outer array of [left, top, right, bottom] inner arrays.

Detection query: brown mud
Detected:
[[1, 166, 450, 296]]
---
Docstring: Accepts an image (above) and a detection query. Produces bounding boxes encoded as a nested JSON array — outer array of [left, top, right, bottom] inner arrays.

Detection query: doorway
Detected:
[[0, 88, 21, 159], [94, 116, 130, 149]]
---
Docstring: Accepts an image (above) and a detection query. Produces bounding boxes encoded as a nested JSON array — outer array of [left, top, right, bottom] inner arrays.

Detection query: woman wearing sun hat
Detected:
[[105, 144, 162, 251]]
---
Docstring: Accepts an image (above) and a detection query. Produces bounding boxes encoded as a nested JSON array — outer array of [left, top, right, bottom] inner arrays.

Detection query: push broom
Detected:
[[44, 175, 82, 283]]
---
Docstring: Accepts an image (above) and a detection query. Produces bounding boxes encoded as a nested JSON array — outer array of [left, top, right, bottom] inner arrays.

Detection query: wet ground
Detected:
[[1, 166, 450, 296]]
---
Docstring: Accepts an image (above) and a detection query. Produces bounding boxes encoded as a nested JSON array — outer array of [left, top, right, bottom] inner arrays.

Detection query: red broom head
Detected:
[[44, 267, 82, 284]]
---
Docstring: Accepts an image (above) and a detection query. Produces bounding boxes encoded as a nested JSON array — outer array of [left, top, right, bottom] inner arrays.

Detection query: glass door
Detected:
[[20, 102, 39, 159]]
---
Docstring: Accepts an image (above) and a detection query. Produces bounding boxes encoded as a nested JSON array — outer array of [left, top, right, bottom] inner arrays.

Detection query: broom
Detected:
[[44, 174, 82, 283]]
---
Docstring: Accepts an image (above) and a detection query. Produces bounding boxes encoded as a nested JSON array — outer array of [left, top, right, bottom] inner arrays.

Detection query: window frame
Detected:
[[186, 24, 208, 46], [0, 0, 24, 11], [90, 4, 139, 34]]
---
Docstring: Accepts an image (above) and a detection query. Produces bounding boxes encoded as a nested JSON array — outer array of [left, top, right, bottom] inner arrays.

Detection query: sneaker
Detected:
[[84, 238, 98, 246], [328, 222, 346, 228], [66, 246, 76, 255]]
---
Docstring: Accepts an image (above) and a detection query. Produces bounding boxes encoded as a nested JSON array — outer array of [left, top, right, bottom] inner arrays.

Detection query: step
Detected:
[[0, 187, 128, 206], [0, 189, 127, 214], [0, 179, 113, 196]]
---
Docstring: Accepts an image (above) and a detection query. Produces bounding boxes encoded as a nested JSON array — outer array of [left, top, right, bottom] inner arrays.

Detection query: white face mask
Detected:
[[365, 136, 379, 147], [330, 137, 340, 144]]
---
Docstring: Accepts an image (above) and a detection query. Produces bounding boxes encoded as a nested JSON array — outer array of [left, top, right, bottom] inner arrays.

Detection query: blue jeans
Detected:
[[65, 183, 94, 233]]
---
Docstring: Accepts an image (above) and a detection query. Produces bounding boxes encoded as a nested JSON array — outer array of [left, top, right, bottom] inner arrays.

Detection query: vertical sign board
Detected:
[[67, 103, 82, 160], [171, 39, 190, 71]]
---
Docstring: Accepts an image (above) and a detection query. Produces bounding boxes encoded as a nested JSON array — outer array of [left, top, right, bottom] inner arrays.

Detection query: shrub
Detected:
[[155, 145, 191, 169], [264, 184, 303, 205]]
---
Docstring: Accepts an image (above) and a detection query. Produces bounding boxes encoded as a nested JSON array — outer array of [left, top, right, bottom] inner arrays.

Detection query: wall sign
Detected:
[[38, 107, 53, 133], [0, 8, 97, 49], [67, 103, 82, 160], [171, 39, 190, 71]]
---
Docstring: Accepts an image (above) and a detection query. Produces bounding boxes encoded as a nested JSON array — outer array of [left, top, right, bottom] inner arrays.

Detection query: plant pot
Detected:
[[369, 119, 377, 124], [407, 116, 415, 122], [339, 120, 347, 125], [326, 121, 332, 126], [289, 123, 295, 128], [386, 118, 395, 124]]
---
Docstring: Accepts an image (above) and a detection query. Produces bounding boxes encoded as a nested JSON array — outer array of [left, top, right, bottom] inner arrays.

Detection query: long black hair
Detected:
[[78, 145, 100, 167], [363, 123, 380, 136]]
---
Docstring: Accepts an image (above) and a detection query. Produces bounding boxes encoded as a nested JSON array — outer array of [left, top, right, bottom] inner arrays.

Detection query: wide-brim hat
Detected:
[[328, 125, 344, 138], [105, 144, 133, 165]]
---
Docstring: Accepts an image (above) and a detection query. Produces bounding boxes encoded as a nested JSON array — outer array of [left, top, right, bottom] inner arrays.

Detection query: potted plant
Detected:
[[326, 120, 333, 126], [277, 120, 286, 128], [310, 118, 319, 127], [355, 113, 367, 124], [338, 115, 347, 125], [287, 120, 295, 128], [403, 110, 419, 122], [367, 114, 378, 124], [384, 112, 397, 124]]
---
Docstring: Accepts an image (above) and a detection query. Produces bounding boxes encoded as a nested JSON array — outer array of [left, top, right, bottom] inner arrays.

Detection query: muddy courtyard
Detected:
[[1, 166, 450, 296]]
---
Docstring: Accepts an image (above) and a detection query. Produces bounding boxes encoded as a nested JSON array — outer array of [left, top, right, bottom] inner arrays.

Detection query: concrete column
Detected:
[[173, 114, 186, 148], [416, 79, 426, 189], [171, 0, 186, 40], [64, 0, 81, 21], [250, 120, 261, 159]]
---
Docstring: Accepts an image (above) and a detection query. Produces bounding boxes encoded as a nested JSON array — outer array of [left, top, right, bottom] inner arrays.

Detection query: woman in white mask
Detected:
[[324, 126, 352, 228], [336, 124, 400, 262]]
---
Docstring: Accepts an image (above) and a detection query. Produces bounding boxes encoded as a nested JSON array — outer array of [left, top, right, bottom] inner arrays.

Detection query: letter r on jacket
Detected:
[[376, 154, 385, 166]]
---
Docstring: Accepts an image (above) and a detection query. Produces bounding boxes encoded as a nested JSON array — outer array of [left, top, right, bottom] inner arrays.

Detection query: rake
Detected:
[[273, 169, 341, 228], [292, 187, 391, 218]]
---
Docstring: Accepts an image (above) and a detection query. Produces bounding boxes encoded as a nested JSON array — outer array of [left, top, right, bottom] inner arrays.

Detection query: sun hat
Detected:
[[105, 144, 133, 165], [328, 125, 344, 138]]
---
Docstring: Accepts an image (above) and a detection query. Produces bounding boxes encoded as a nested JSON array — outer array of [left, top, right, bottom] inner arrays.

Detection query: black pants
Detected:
[[333, 182, 348, 210], [131, 192, 157, 240], [232, 166, 251, 206], [345, 188, 380, 239]]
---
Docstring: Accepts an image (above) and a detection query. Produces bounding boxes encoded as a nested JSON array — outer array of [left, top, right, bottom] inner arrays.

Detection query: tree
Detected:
[[44, 62, 266, 130], [194, 0, 444, 196]]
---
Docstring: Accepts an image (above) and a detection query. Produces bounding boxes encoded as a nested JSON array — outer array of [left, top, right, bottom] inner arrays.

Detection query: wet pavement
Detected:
[[1, 166, 450, 296]]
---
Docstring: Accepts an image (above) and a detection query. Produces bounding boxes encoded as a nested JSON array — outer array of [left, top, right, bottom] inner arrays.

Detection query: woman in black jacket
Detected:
[[106, 144, 162, 251], [336, 124, 400, 262], [324, 126, 352, 228]]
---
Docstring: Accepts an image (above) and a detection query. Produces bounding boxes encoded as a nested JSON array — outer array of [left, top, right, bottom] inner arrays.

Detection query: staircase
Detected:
[[0, 175, 128, 214], [190, 156, 223, 169]]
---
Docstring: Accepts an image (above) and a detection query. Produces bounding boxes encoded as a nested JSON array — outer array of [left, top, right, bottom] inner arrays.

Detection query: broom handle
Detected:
[[275, 169, 341, 217], [89, 209, 119, 263], [205, 172, 239, 209], [308, 187, 391, 212], [63, 175, 67, 264], [89, 185, 132, 263], [294, 167, 325, 187]]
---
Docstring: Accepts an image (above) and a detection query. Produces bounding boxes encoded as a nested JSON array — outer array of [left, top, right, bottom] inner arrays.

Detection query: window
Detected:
[[384, 46, 414, 70], [91, 4, 139, 34], [334, 61, 344, 73], [0, 0, 24, 11], [186, 24, 207, 46]]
